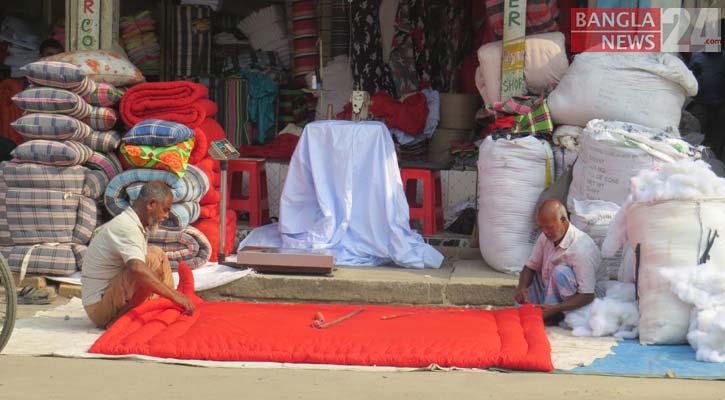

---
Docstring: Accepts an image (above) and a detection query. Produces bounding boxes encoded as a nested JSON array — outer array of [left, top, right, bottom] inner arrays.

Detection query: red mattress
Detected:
[[90, 264, 553, 371]]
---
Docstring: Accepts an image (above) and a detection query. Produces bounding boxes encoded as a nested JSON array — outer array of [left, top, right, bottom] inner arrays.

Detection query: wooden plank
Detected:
[[77, 0, 101, 51], [99, 0, 113, 50], [500, 0, 527, 101], [58, 283, 81, 299]]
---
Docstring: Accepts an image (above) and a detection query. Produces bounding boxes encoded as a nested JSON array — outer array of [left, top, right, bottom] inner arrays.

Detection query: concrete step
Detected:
[[200, 247, 518, 307]]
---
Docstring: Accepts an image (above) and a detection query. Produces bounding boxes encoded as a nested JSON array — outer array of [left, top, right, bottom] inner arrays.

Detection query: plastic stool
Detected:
[[228, 159, 269, 227], [400, 168, 443, 236]]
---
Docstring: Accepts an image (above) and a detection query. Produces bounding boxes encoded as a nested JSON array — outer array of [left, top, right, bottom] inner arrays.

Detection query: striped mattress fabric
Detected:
[[84, 151, 124, 181], [104, 165, 209, 230], [11, 113, 92, 142], [0, 162, 108, 200], [0, 243, 86, 276], [291, 0, 319, 86], [148, 225, 212, 269], [12, 87, 92, 119], [81, 106, 118, 131], [83, 82, 125, 107], [20, 61, 96, 96], [0, 188, 98, 246], [11, 139, 94, 167], [83, 130, 121, 153]]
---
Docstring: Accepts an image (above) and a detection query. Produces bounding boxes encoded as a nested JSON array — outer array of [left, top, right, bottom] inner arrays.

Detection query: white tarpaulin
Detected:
[[239, 121, 444, 268]]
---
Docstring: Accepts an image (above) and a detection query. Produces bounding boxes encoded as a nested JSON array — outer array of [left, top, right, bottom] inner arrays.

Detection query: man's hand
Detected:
[[537, 304, 561, 319], [171, 291, 196, 315], [514, 288, 529, 304]]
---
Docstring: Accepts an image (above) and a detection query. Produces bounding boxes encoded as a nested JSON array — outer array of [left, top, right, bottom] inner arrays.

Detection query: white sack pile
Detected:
[[602, 159, 725, 345], [477, 135, 553, 274], [563, 281, 639, 339], [548, 52, 698, 131]]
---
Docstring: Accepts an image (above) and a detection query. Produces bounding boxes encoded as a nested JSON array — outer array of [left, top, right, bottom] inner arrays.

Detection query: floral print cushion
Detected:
[[119, 137, 195, 178]]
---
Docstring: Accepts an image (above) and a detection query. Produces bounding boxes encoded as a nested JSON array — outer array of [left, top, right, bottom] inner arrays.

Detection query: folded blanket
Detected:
[[120, 81, 209, 128], [198, 203, 219, 219], [0, 243, 86, 276], [0, 188, 98, 246], [0, 162, 108, 200], [188, 127, 209, 165], [105, 165, 209, 230], [199, 117, 226, 141], [191, 156, 221, 206], [148, 225, 212, 269], [192, 212, 237, 262]]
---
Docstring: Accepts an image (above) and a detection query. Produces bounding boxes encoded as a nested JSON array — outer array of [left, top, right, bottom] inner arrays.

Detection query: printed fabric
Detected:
[[350, 0, 396, 95], [120, 137, 195, 178]]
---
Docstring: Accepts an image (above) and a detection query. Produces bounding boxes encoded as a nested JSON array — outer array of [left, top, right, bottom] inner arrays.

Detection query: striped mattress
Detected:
[[104, 165, 209, 230], [0, 162, 108, 200], [148, 225, 212, 269], [0, 243, 86, 276], [0, 188, 98, 246]]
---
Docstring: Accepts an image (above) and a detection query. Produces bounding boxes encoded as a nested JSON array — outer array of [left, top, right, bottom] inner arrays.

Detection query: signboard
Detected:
[[78, 0, 100, 50], [500, 0, 527, 101]]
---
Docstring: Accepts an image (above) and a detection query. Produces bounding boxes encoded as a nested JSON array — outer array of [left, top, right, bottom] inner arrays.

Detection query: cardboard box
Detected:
[[237, 246, 334, 275]]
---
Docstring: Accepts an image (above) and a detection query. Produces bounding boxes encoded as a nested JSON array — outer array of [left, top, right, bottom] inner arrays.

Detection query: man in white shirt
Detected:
[[514, 199, 606, 324], [81, 181, 195, 328]]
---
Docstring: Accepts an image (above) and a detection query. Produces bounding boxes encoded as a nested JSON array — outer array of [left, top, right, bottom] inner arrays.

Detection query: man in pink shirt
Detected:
[[514, 199, 606, 324]]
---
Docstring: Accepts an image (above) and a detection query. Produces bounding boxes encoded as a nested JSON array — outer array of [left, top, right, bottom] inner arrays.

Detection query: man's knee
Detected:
[[147, 245, 166, 260]]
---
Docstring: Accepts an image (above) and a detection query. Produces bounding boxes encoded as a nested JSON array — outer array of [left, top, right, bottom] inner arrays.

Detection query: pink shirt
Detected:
[[526, 223, 606, 297]]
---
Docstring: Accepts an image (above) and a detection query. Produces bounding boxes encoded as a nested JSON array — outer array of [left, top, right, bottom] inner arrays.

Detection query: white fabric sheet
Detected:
[[45, 263, 254, 292], [239, 121, 444, 268]]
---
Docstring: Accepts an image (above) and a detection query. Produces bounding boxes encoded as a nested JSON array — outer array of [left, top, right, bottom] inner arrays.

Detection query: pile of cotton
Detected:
[[661, 263, 725, 362], [603, 159, 725, 258], [562, 281, 639, 339]]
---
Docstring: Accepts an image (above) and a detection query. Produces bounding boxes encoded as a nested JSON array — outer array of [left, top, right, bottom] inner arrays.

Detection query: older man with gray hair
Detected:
[[81, 181, 195, 328], [514, 199, 607, 324]]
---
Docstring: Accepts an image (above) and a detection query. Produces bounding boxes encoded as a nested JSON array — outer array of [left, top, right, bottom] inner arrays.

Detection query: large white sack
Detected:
[[474, 32, 569, 105], [548, 53, 698, 131], [571, 199, 621, 279], [568, 119, 685, 209], [478, 135, 554, 274], [626, 199, 725, 345]]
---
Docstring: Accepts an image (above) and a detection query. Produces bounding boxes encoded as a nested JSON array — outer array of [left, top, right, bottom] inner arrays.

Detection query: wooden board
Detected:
[[500, 0, 527, 101]]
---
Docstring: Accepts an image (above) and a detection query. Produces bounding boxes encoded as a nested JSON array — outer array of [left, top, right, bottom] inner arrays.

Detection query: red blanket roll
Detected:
[[120, 81, 209, 128], [192, 211, 237, 262]]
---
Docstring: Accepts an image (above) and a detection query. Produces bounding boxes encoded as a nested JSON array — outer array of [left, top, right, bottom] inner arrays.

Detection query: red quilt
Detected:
[[120, 82, 209, 128], [90, 264, 553, 371]]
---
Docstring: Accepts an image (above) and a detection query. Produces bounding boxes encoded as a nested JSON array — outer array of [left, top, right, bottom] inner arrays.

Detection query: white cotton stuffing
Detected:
[[562, 281, 639, 339], [602, 159, 725, 258], [660, 263, 725, 362]]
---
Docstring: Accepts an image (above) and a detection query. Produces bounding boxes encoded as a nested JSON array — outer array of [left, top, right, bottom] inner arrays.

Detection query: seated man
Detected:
[[515, 199, 606, 324], [81, 181, 195, 328]]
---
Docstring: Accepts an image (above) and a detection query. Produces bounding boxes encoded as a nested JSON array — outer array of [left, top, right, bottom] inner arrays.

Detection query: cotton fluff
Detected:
[[602, 159, 725, 257], [660, 263, 725, 362], [552, 125, 582, 152], [562, 281, 639, 339]]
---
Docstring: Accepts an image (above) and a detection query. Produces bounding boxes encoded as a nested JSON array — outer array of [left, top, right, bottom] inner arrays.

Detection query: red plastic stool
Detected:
[[400, 168, 443, 236], [228, 159, 270, 227]]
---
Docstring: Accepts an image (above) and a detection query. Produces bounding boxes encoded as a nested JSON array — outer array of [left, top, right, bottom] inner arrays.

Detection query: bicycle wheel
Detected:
[[0, 253, 16, 353]]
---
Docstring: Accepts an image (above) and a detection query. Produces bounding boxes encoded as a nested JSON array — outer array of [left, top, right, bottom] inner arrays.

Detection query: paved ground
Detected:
[[1, 355, 722, 400]]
